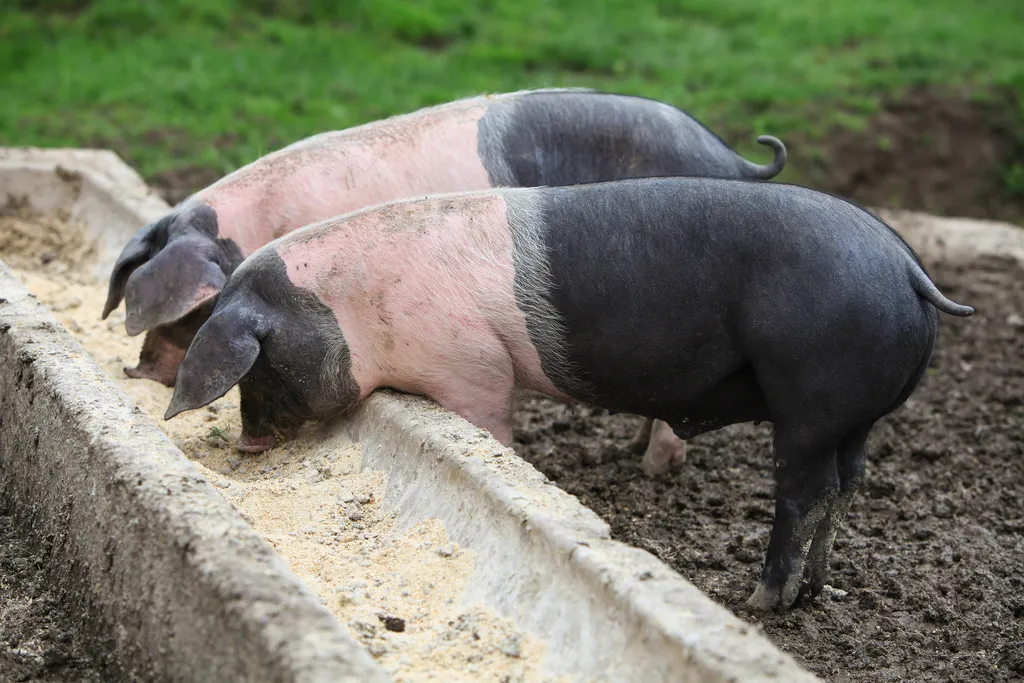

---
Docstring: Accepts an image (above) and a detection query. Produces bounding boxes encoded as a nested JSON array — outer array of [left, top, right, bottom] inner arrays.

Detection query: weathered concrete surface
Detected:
[[343, 394, 820, 683], [879, 208, 1024, 265], [0, 147, 170, 279], [0, 267, 390, 683], [1, 148, 390, 683]]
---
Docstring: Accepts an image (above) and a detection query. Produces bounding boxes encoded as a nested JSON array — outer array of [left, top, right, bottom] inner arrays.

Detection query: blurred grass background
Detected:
[[1, 0, 1023, 216]]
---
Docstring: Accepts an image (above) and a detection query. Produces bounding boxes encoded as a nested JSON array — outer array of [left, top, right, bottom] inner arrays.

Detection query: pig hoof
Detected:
[[745, 579, 801, 613], [237, 434, 276, 453], [640, 452, 685, 478], [745, 582, 781, 612], [124, 363, 176, 387], [640, 443, 686, 478], [797, 577, 826, 604]]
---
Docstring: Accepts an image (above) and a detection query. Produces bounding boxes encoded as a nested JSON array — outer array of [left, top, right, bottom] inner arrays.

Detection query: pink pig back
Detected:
[[193, 97, 502, 256], [275, 191, 567, 405]]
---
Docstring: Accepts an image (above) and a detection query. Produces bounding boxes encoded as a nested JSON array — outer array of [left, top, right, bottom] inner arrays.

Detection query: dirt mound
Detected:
[[0, 199, 95, 273], [513, 255, 1024, 681], [802, 89, 1024, 224]]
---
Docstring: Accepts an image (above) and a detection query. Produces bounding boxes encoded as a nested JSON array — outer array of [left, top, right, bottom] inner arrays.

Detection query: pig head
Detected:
[[165, 249, 360, 453], [102, 201, 243, 384]]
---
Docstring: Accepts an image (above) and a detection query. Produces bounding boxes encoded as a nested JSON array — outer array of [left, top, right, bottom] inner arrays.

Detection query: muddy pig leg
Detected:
[[799, 424, 870, 601], [746, 424, 841, 612]]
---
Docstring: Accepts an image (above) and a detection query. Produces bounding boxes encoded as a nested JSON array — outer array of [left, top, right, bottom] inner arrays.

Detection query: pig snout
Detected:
[[237, 433, 276, 453]]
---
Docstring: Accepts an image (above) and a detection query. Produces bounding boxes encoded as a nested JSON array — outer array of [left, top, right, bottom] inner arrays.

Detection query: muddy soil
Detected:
[[0, 491, 118, 683], [514, 254, 1024, 682], [800, 89, 1024, 225]]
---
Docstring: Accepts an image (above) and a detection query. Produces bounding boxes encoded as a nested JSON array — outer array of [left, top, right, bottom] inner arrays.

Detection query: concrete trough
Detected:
[[5, 146, 1020, 682]]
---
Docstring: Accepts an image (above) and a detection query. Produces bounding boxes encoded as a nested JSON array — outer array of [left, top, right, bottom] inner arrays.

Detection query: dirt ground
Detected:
[[0, 492, 116, 683], [512, 254, 1024, 682], [795, 89, 1024, 225]]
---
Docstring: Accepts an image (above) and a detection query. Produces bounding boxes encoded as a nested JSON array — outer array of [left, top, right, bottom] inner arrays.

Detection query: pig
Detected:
[[163, 176, 973, 612], [101, 87, 788, 475]]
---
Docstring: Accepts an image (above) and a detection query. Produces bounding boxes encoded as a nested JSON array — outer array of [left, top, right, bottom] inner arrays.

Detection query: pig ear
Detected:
[[164, 315, 260, 419], [103, 231, 154, 320], [122, 239, 227, 336]]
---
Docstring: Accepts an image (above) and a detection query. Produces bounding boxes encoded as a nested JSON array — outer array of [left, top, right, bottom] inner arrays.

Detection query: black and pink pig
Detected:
[[102, 87, 787, 475], [163, 176, 973, 612]]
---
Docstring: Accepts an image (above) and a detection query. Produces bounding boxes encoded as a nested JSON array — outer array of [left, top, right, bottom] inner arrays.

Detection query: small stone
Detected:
[[822, 584, 849, 600], [498, 635, 521, 658], [347, 507, 364, 521], [206, 404, 221, 414], [367, 642, 388, 658], [301, 525, 316, 534], [355, 493, 371, 504], [305, 469, 323, 484], [212, 479, 230, 489], [1007, 313, 1024, 328], [337, 490, 355, 504], [437, 543, 457, 558], [205, 436, 228, 449], [378, 614, 406, 632]]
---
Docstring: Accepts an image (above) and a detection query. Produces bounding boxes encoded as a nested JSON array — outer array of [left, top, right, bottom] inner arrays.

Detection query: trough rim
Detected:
[[1, 146, 391, 683]]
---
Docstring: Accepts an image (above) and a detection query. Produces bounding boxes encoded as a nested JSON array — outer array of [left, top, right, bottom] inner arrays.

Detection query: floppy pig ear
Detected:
[[103, 231, 153, 319], [164, 316, 260, 419], [123, 239, 227, 336]]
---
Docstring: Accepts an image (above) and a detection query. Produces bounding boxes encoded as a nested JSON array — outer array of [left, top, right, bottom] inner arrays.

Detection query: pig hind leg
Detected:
[[746, 424, 843, 612], [798, 424, 871, 601]]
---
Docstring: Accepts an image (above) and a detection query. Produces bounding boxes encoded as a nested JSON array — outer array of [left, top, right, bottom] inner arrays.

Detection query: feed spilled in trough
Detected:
[[3, 202, 561, 683]]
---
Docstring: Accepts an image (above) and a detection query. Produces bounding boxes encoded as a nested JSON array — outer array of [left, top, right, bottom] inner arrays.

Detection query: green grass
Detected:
[[2, 0, 1023, 185]]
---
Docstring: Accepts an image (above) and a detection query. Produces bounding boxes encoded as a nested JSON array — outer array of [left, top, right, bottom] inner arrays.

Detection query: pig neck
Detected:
[[194, 180, 295, 258], [282, 194, 567, 415]]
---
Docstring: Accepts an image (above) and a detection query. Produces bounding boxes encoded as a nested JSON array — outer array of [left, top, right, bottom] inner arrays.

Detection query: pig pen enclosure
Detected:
[[0, 147, 1022, 683]]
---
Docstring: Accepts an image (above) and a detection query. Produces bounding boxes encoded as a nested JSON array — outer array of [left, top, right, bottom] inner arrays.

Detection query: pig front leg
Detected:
[[631, 419, 686, 477], [434, 381, 516, 446]]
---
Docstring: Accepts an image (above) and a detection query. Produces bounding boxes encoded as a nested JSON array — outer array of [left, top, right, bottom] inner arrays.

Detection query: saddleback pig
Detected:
[[102, 88, 788, 475], [164, 176, 973, 612]]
